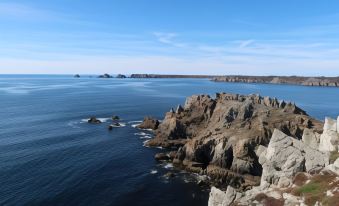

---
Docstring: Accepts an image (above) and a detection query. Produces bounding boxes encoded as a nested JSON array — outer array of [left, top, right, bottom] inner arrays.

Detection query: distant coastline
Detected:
[[128, 74, 339, 87]]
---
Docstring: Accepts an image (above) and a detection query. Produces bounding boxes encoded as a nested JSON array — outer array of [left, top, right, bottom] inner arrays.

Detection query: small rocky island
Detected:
[[139, 93, 339, 205]]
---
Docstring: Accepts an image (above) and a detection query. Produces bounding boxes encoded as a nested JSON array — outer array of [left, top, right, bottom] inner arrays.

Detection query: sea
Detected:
[[1, 75, 339, 206]]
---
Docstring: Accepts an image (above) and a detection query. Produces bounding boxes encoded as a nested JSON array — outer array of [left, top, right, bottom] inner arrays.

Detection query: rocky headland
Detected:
[[130, 74, 221, 78], [138, 93, 339, 205], [212, 76, 339, 87]]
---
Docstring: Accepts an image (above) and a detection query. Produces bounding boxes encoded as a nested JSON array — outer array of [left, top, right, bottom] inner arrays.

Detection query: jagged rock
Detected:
[[260, 129, 329, 188], [319, 117, 339, 152], [208, 186, 240, 206], [137, 116, 159, 130], [302, 128, 320, 150], [145, 93, 322, 187], [87, 117, 102, 124], [175, 105, 184, 114]]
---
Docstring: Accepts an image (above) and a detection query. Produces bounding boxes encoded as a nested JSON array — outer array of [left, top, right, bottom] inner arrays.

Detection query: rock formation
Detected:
[[319, 117, 339, 152], [137, 116, 160, 130], [74, 74, 80, 78], [87, 117, 102, 124], [98, 73, 112, 78], [140, 93, 323, 189], [116, 74, 126, 78]]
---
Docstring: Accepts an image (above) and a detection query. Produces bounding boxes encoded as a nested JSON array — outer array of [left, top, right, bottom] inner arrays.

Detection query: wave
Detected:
[[109, 122, 126, 128], [150, 170, 158, 174]]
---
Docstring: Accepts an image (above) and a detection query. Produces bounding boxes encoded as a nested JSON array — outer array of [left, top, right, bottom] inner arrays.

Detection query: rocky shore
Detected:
[[212, 76, 339, 87], [138, 93, 339, 205]]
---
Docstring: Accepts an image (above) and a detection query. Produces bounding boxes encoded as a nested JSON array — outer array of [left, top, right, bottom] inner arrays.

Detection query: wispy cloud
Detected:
[[153, 32, 185, 47]]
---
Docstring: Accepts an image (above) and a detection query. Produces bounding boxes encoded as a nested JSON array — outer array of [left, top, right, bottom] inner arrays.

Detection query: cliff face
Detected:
[[212, 76, 339, 87], [144, 93, 323, 189]]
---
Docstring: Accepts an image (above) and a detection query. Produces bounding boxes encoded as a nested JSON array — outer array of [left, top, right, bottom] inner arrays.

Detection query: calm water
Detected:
[[1, 75, 339, 206]]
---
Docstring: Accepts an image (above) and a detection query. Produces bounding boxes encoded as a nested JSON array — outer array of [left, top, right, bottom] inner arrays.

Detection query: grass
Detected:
[[329, 151, 339, 164]]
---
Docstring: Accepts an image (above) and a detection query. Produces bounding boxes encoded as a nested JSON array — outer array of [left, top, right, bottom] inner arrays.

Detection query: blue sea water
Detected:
[[1, 75, 339, 206]]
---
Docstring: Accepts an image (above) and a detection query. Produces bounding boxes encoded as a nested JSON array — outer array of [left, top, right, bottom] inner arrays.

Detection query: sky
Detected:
[[1, 0, 339, 76]]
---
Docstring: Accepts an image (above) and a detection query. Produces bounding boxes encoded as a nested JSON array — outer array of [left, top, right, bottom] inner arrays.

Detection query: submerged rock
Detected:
[[112, 115, 120, 120]]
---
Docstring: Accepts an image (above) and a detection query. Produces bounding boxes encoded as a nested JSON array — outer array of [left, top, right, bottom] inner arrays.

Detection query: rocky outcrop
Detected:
[[130, 74, 221, 78], [259, 129, 329, 188], [98, 73, 112, 78], [74, 74, 80, 78], [213, 76, 339, 87], [116, 74, 126, 78], [137, 116, 160, 130], [144, 93, 322, 188], [319, 117, 339, 152]]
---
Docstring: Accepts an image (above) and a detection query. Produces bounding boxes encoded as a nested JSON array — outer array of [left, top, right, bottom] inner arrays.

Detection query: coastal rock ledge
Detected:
[[139, 93, 339, 205]]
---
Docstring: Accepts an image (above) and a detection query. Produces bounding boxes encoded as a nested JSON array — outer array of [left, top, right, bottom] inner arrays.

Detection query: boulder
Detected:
[[302, 128, 320, 150], [87, 117, 102, 124], [260, 129, 328, 188], [208, 186, 239, 206], [137, 116, 160, 130], [319, 117, 339, 152], [325, 158, 339, 175], [324, 117, 337, 132], [112, 115, 120, 120]]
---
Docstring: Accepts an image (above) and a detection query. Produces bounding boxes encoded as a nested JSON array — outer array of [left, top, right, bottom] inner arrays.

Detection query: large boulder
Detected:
[[302, 128, 320, 150], [325, 158, 339, 175], [260, 129, 329, 188], [208, 186, 240, 206], [319, 117, 339, 152]]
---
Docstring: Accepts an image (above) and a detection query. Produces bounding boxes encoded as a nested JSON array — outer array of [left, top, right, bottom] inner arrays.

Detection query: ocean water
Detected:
[[1, 75, 339, 206]]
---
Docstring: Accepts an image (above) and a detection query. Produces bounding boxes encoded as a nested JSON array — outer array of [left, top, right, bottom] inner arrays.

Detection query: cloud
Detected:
[[0, 2, 53, 20], [153, 32, 185, 47]]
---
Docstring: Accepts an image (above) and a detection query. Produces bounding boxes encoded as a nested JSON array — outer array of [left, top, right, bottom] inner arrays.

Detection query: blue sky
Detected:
[[1, 0, 339, 75]]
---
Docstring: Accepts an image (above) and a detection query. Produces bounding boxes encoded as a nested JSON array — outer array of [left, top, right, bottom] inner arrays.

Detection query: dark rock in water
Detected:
[[144, 93, 323, 189], [98, 73, 112, 78], [164, 172, 175, 178], [155, 153, 169, 161], [87, 117, 102, 124], [137, 116, 160, 130], [116, 74, 126, 78], [112, 115, 120, 120], [74, 74, 80, 78]]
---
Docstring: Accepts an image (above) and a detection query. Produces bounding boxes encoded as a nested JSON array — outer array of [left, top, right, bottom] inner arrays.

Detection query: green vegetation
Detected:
[[329, 151, 339, 164]]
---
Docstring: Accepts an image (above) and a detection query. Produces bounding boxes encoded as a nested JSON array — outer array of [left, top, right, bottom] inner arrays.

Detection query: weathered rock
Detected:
[[145, 93, 322, 188], [260, 129, 329, 188], [325, 158, 339, 175], [87, 117, 102, 124], [302, 128, 320, 150], [137, 116, 159, 130], [319, 117, 339, 152], [208, 186, 239, 206]]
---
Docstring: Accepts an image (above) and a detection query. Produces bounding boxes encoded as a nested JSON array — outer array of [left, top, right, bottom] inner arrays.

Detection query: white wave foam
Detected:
[[143, 140, 150, 147], [134, 132, 148, 136], [164, 163, 173, 169], [139, 135, 152, 139], [150, 170, 158, 174], [128, 120, 143, 124], [109, 123, 126, 128]]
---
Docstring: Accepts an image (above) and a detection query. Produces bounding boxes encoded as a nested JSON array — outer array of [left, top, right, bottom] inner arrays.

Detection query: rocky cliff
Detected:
[[212, 76, 339, 87], [141, 93, 324, 190]]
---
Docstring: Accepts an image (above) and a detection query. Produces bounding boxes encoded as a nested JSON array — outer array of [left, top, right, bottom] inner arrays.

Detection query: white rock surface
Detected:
[[208, 186, 239, 206], [325, 158, 339, 175], [319, 130, 339, 152], [302, 128, 320, 150], [324, 117, 337, 132], [260, 129, 328, 187]]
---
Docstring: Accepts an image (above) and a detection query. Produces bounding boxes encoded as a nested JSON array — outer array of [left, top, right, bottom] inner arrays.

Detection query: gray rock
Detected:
[[208, 186, 239, 206], [302, 128, 320, 150], [324, 117, 337, 132]]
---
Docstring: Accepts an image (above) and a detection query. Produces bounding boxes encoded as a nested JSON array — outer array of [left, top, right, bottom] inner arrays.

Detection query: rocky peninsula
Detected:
[[212, 75, 339, 87], [138, 93, 339, 205]]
